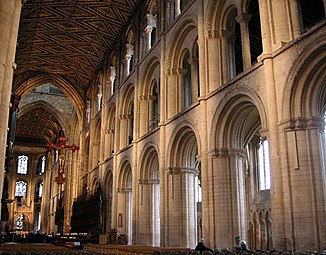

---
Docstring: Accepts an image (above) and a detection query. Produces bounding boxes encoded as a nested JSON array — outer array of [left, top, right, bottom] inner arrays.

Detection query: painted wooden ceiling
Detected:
[[14, 0, 143, 97], [13, 0, 143, 146]]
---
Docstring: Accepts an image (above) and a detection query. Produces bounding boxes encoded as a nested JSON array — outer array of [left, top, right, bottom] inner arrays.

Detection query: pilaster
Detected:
[[282, 117, 326, 250]]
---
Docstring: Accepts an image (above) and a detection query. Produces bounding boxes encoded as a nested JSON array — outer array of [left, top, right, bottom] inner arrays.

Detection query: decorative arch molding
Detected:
[[14, 74, 84, 123], [209, 86, 267, 151], [206, 0, 238, 35], [138, 142, 159, 179], [166, 120, 201, 167], [91, 176, 100, 191], [19, 100, 68, 135], [94, 118, 102, 142], [221, 4, 238, 31], [166, 17, 198, 69], [105, 103, 117, 131], [103, 167, 113, 185], [139, 55, 160, 96], [282, 41, 326, 120]]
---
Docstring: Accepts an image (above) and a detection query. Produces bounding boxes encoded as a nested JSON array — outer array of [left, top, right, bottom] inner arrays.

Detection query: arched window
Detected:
[[195, 162, 202, 242], [258, 139, 271, 191], [41, 155, 46, 174], [15, 180, 27, 197], [182, 51, 192, 109], [108, 107, 116, 156], [150, 81, 160, 130], [15, 180, 28, 206], [299, 0, 325, 31], [145, 0, 158, 51], [248, 0, 263, 65], [17, 155, 28, 174], [128, 103, 134, 145], [177, 0, 190, 15], [227, 9, 243, 79], [37, 155, 46, 175], [124, 30, 135, 77], [35, 181, 43, 203], [16, 213, 24, 230], [194, 43, 200, 98], [98, 83, 103, 111]]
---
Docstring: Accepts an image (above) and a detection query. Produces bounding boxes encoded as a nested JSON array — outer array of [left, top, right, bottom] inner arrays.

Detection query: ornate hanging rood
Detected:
[[46, 136, 79, 184]]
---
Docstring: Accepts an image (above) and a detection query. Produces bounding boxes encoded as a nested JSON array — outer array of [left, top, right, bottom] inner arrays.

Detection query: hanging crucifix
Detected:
[[46, 136, 79, 185]]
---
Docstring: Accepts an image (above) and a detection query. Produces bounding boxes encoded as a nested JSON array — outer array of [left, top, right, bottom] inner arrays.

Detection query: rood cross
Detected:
[[46, 136, 79, 184]]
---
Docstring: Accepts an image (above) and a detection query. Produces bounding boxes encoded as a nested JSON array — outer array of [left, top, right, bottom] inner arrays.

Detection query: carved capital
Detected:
[[236, 13, 252, 24]]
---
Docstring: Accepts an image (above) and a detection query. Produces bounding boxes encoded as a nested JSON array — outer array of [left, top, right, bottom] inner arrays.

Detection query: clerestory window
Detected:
[[17, 155, 28, 174]]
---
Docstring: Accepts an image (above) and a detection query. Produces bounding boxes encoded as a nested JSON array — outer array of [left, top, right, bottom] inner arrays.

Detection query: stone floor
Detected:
[[0, 243, 78, 254]]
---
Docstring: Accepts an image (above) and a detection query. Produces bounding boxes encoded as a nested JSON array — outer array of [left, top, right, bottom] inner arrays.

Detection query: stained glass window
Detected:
[[16, 213, 24, 230], [15, 180, 27, 197], [17, 155, 28, 174]]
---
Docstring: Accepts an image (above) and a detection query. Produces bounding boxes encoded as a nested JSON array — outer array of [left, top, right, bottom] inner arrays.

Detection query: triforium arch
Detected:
[[90, 118, 102, 170], [166, 17, 198, 116], [209, 87, 268, 249], [135, 143, 160, 246], [206, 0, 263, 86], [105, 103, 117, 158], [120, 84, 135, 147], [139, 55, 160, 135], [280, 40, 326, 251], [165, 123, 201, 248], [117, 159, 133, 244]]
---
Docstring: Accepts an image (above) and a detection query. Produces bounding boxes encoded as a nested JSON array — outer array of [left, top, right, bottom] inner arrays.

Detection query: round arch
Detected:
[[209, 87, 267, 150], [120, 84, 135, 117], [166, 17, 198, 69], [139, 142, 159, 179], [282, 40, 326, 120], [206, 0, 240, 34], [118, 159, 133, 189], [167, 121, 201, 167], [105, 103, 116, 130], [139, 55, 160, 96]]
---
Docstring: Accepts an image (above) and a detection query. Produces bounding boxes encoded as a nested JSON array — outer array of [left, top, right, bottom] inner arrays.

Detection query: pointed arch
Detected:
[[19, 100, 68, 136], [14, 74, 84, 123]]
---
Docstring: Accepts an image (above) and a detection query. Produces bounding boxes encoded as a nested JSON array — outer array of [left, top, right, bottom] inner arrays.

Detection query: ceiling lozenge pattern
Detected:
[[15, 0, 143, 96]]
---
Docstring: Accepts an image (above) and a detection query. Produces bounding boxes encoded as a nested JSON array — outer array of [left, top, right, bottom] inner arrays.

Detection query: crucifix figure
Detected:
[[46, 136, 79, 184]]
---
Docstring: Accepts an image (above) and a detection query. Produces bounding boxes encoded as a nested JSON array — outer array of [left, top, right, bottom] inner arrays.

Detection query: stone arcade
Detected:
[[0, 0, 325, 252]]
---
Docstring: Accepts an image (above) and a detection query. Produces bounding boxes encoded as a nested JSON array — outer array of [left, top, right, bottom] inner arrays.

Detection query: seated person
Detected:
[[235, 236, 248, 251], [195, 238, 213, 254]]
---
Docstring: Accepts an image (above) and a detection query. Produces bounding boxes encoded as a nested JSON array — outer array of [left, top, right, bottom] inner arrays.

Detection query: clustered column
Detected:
[[0, 0, 23, 219]]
